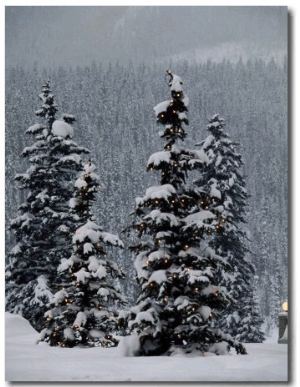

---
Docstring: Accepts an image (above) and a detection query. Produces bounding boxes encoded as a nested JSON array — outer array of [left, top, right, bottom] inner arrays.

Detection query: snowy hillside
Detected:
[[5, 313, 288, 383]]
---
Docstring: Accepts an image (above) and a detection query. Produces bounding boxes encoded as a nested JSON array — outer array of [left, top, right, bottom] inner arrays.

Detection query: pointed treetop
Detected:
[[207, 114, 225, 137]]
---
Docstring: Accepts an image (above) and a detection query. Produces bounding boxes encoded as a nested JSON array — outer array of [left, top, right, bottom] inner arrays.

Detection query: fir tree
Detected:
[[121, 71, 246, 356], [235, 275, 266, 343], [5, 81, 89, 331], [40, 160, 126, 347], [195, 114, 264, 342]]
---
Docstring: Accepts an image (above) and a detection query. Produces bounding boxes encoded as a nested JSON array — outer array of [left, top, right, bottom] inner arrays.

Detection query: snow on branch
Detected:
[[147, 151, 171, 167], [52, 120, 74, 138], [182, 210, 215, 230], [153, 100, 170, 116], [136, 184, 176, 205]]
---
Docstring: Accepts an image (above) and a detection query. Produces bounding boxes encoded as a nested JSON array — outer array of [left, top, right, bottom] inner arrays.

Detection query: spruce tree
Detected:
[[195, 114, 263, 342], [121, 71, 246, 356], [5, 81, 89, 331], [40, 160, 126, 347], [235, 275, 266, 343]]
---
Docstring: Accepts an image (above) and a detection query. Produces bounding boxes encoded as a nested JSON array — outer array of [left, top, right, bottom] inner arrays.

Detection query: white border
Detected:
[[1, 2, 298, 386]]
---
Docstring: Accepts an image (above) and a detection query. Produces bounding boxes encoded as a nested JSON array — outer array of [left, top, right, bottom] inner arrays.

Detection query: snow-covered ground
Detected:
[[5, 312, 288, 384]]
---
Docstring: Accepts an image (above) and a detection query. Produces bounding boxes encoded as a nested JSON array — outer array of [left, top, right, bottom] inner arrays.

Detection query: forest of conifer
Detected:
[[5, 58, 287, 335]]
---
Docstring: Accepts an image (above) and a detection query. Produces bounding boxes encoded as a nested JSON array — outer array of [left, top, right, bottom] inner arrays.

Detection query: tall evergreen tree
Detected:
[[5, 81, 89, 331], [40, 160, 126, 347], [121, 71, 246, 356], [195, 114, 264, 342]]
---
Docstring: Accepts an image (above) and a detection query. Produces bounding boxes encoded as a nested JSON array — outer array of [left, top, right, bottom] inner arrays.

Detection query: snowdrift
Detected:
[[5, 313, 288, 383]]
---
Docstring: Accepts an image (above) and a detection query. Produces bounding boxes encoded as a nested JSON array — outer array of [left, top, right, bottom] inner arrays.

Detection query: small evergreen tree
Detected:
[[235, 275, 266, 343], [40, 160, 126, 347], [195, 114, 264, 342], [121, 72, 246, 356], [5, 81, 89, 331]]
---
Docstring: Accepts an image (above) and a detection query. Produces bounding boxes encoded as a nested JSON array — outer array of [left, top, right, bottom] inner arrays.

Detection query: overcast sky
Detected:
[[5, 6, 287, 68]]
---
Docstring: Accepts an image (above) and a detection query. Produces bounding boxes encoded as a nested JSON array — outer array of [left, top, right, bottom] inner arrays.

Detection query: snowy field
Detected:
[[4, 313, 289, 384]]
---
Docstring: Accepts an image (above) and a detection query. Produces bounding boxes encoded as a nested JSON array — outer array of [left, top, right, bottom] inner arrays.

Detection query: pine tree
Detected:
[[235, 275, 266, 343], [121, 71, 246, 356], [40, 160, 126, 347], [5, 81, 89, 331], [195, 114, 264, 342]]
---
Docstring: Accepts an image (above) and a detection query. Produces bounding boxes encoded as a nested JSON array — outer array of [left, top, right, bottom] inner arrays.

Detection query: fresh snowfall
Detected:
[[5, 313, 287, 382], [4, 7, 288, 384]]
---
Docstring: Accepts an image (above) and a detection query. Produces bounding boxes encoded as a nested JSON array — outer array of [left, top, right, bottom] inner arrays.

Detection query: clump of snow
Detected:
[[145, 210, 179, 227], [95, 265, 107, 280], [209, 180, 222, 199], [192, 149, 209, 164], [58, 257, 74, 272], [187, 271, 209, 286], [147, 151, 170, 167], [148, 249, 170, 262], [53, 289, 68, 305], [209, 341, 230, 355], [202, 284, 219, 296], [73, 311, 87, 328], [170, 73, 183, 92], [137, 184, 176, 205], [75, 268, 91, 283], [74, 177, 87, 189], [183, 210, 215, 228], [174, 296, 189, 310], [133, 311, 155, 325], [153, 100, 170, 116], [84, 162, 97, 173], [73, 221, 123, 248], [58, 224, 68, 233], [69, 197, 80, 208], [228, 173, 236, 187], [148, 270, 167, 285], [97, 287, 110, 299], [182, 95, 189, 107], [11, 243, 22, 254], [88, 256, 99, 272], [64, 328, 75, 341], [32, 275, 53, 306], [83, 242, 94, 254], [178, 112, 188, 121], [199, 305, 212, 321], [51, 120, 74, 138], [117, 333, 140, 357], [100, 231, 124, 248]]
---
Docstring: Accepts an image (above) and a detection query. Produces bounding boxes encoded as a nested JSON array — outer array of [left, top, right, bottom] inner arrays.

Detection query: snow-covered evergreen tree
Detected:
[[121, 71, 246, 356], [235, 275, 266, 343], [195, 114, 264, 342], [40, 160, 126, 347], [5, 81, 89, 331]]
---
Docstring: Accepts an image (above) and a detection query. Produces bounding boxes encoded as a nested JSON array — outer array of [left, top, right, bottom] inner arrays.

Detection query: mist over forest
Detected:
[[6, 6, 287, 68]]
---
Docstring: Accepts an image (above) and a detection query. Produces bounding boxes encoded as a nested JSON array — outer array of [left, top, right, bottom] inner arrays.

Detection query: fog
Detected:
[[5, 6, 287, 68]]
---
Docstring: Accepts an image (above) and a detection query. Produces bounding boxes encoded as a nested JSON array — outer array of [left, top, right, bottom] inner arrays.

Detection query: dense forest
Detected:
[[5, 58, 288, 335]]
